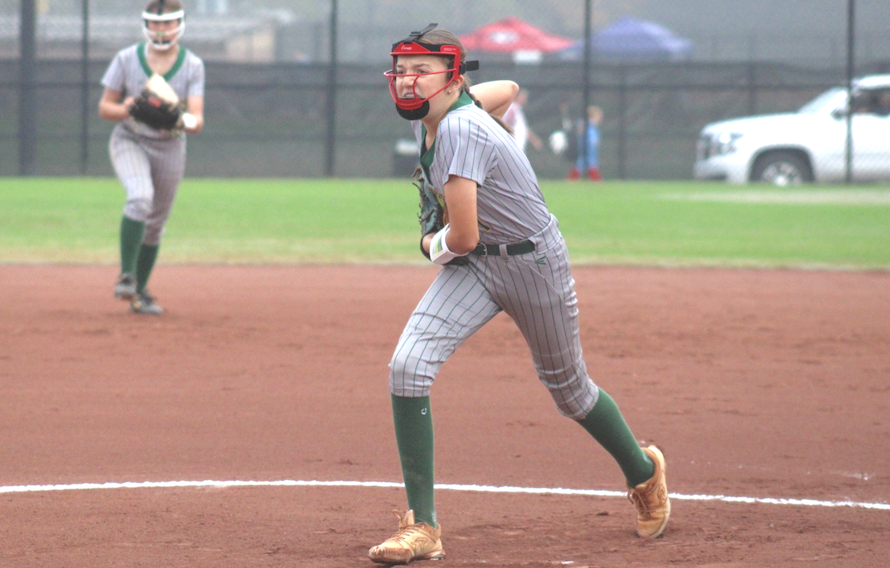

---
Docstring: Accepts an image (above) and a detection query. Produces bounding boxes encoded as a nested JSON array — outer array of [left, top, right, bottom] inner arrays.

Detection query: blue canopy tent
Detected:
[[560, 16, 693, 61]]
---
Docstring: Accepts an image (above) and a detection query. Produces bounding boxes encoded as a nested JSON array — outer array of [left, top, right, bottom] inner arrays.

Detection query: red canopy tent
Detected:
[[459, 17, 575, 54]]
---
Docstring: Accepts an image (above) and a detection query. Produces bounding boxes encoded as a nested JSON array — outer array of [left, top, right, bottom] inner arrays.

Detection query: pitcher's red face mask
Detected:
[[384, 24, 478, 120]]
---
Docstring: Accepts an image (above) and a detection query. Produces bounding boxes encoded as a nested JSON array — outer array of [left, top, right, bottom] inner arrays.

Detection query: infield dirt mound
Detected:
[[1, 264, 888, 567]]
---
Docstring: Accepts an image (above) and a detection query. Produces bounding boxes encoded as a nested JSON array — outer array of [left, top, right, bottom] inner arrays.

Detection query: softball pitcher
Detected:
[[98, 0, 204, 315], [369, 25, 670, 564]]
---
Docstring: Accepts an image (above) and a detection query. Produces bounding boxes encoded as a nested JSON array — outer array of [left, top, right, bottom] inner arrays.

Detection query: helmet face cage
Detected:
[[142, 9, 185, 50], [384, 41, 463, 111]]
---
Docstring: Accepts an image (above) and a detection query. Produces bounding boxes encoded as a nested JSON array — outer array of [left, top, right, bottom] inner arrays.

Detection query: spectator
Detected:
[[568, 105, 603, 182], [503, 89, 544, 153]]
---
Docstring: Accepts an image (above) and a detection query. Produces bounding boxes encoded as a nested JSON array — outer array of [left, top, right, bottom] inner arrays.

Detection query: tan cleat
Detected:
[[369, 509, 445, 565], [627, 445, 671, 538]]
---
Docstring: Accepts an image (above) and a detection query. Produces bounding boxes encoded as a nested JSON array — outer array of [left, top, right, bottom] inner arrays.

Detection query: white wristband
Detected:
[[429, 224, 466, 265], [181, 112, 198, 129]]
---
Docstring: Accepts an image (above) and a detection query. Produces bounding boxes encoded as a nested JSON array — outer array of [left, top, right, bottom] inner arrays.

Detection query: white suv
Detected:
[[694, 74, 890, 185]]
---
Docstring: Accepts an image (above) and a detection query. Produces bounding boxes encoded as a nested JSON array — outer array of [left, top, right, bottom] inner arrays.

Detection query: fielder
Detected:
[[98, 0, 204, 315], [369, 24, 670, 565]]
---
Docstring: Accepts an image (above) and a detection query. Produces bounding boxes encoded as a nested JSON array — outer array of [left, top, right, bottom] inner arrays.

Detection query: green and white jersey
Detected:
[[411, 92, 551, 244], [101, 43, 205, 140], [394, 93, 599, 420]]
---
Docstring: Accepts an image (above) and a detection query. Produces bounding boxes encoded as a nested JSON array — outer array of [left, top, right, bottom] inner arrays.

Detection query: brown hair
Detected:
[[145, 0, 183, 14], [587, 105, 603, 124], [415, 28, 513, 134]]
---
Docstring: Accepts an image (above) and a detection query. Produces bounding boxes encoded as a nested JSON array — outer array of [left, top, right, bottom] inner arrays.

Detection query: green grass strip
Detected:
[[1, 177, 888, 269]]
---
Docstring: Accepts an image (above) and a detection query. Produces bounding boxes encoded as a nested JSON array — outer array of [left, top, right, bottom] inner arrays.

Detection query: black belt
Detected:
[[471, 240, 536, 257]]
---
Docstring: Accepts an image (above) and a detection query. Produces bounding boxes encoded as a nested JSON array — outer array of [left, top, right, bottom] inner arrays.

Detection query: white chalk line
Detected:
[[1, 479, 888, 511], [662, 190, 890, 205]]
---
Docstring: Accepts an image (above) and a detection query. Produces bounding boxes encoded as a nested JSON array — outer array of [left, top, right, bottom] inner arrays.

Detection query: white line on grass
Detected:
[[2, 479, 888, 511], [662, 190, 890, 205]]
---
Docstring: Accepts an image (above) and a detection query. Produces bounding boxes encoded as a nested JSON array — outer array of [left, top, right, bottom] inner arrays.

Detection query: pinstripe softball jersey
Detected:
[[102, 42, 205, 140], [392, 92, 600, 419], [102, 42, 204, 244], [411, 94, 550, 244]]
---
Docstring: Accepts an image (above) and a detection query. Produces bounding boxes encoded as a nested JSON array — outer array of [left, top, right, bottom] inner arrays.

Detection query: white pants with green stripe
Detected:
[[390, 215, 600, 420]]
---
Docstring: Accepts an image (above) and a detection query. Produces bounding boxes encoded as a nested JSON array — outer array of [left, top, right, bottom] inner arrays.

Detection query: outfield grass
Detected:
[[1, 177, 889, 268]]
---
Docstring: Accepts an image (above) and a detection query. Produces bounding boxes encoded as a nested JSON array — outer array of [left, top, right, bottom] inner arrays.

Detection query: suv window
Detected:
[[852, 88, 890, 116]]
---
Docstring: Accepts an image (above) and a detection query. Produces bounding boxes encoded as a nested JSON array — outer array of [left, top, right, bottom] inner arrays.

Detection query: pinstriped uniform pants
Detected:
[[389, 215, 600, 420], [109, 123, 186, 246]]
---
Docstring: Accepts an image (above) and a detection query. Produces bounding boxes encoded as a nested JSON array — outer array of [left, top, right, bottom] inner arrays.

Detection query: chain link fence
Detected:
[[3, 0, 890, 181]]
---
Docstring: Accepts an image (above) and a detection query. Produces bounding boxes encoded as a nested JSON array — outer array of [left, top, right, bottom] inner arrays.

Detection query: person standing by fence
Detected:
[[503, 88, 544, 154], [569, 105, 603, 182]]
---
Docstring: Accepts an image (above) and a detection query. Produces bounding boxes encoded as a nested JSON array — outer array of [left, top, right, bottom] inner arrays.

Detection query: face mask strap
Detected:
[[396, 22, 439, 47]]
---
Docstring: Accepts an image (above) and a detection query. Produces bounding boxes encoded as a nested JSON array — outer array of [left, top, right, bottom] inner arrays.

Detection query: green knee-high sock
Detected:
[[120, 216, 145, 276], [391, 394, 437, 527], [135, 244, 160, 294], [577, 390, 655, 487]]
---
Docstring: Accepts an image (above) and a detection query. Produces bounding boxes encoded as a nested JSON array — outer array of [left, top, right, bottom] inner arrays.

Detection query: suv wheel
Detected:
[[750, 151, 813, 185]]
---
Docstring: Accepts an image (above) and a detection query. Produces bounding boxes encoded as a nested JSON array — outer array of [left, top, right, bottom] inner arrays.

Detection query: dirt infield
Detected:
[[1, 264, 888, 567]]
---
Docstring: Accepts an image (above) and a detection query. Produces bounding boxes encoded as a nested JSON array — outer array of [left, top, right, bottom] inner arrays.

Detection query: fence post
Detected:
[[80, 0, 90, 175], [747, 61, 757, 116], [580, 0, 592, 176], [844, 0, 855, 184], [19, 0, 37, 176], [324, 0, 338, 177], [617, 65, 626, 179]]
